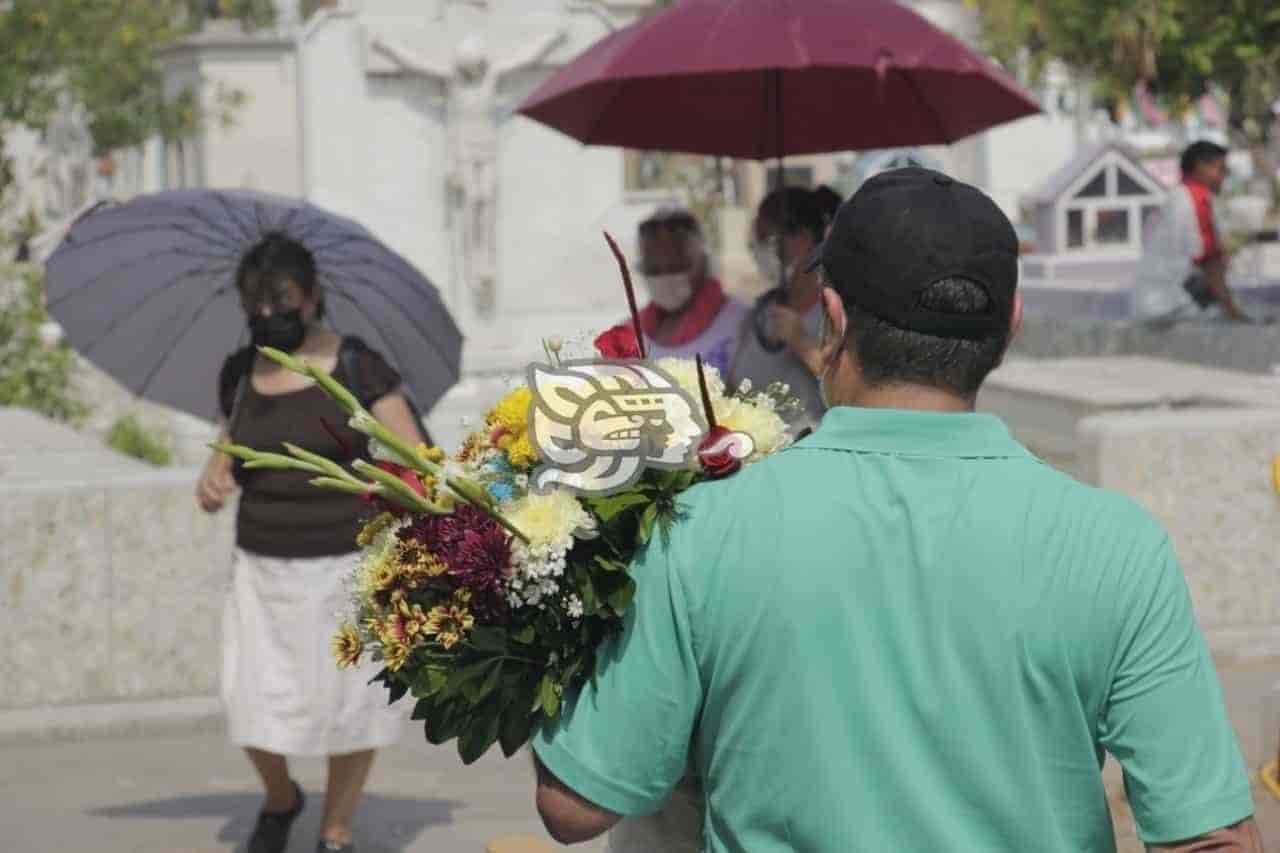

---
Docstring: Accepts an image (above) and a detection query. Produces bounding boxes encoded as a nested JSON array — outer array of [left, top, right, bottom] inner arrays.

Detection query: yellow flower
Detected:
[[506, 433, 540, 469], [417, 444, 446, 464], [487, 386, 533, 433], [331, 622, 363, 668], [504, 488, 594, 547], [382, 641, 411, 672], [356, 512, 396, 548], [425, 603, 475, 650], [395, 540, 448, 579]]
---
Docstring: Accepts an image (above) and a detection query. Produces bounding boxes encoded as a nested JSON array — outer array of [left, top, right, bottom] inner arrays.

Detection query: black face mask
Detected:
[[248, 309, 307, 352]]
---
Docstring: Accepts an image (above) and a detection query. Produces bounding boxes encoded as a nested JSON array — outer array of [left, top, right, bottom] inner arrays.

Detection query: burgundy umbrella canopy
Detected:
[[518, 0, 1041, 159]]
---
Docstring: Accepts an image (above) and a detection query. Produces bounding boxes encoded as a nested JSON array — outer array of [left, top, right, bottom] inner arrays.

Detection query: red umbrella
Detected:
[[518, 0, 1040, 159]]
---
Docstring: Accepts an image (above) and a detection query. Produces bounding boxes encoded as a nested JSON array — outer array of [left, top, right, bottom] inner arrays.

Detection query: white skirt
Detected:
[[221, 548, 406, 756]]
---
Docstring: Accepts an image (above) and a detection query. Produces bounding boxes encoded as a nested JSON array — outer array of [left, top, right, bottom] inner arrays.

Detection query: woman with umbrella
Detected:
[[729, 185, 841, 436], [198, 233, 426, 853]]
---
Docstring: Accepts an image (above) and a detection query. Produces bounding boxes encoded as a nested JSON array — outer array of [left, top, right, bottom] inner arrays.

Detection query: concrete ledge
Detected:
[[0, 696, 224, 745]]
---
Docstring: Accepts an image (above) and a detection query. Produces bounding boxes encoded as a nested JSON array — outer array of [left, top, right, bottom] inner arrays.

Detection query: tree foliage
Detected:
[[0, 0, 272, 154], [968, 0, 1280, 164], [0, 264, 89, 425]]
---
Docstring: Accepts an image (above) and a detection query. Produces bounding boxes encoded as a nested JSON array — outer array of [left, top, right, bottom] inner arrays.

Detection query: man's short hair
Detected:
[[639, 207, 702, 240], [842, 275, 1009, 399], [1180, 141, 1228, 177]]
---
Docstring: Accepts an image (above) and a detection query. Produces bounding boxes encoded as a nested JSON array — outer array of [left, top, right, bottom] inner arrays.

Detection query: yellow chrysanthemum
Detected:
[[504, 488, 594, 547], [358, 553, 400, 599], [487, 386, 533, 433], [331, 622, 363, 669], [382, 640, 411, 672], [395, 540, 448, 579], [506, 433, 540, 469], [425, 603, 475, 650], [356, 512, 396, 548], [416, 444, 446, 464]]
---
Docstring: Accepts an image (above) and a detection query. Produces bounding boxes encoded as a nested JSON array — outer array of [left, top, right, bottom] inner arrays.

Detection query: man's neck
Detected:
[[838, 383, 975, 413]]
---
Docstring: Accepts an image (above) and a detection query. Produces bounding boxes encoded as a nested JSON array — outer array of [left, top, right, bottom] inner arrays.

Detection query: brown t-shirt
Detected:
[[219, 337, 401, 559]]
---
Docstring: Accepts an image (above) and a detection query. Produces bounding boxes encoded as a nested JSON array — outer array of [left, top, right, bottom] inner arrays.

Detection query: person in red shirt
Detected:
[[1179, 141, 1249, 322]]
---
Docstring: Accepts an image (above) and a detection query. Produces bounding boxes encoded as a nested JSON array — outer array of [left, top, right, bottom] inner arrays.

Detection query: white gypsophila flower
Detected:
[[737, 377, 753, 395], [566, 595, 584, 619]]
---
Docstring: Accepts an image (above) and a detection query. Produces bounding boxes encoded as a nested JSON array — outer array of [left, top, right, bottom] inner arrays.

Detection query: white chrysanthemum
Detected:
[[654, 356, 725, 403], [505, 489, 596, 547], [713, 396, 791, 461]]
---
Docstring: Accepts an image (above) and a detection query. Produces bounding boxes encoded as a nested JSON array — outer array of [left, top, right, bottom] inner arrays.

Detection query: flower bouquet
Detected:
[[216, 234, 798, 763]]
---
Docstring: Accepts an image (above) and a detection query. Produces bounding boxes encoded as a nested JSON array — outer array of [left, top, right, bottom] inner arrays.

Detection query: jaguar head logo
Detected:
[[527, 361, 706, 495]]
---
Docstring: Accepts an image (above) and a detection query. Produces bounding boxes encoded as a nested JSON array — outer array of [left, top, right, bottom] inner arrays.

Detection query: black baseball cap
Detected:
[[804, 168, 1018, 340]]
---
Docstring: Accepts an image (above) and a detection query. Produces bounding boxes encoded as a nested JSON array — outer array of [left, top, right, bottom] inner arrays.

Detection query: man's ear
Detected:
[[1008, 291, 1023, 344], [818, 287, 847, 361]]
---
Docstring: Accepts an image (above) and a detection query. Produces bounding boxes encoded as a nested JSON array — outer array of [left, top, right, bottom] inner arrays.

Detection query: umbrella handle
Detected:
[[752, 288, 788, 353]]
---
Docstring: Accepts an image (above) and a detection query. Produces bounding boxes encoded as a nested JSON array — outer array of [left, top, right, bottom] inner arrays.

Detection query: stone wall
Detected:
[[1, 409, 234, 715]]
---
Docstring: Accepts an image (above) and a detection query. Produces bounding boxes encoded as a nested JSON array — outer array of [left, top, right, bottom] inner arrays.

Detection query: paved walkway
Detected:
[[2, 658, 1278, 852]]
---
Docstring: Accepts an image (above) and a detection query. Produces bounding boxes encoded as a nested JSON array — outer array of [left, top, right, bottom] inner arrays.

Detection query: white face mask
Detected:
[[751, 244, 796, 288], [817, 299, 845, 408], [642, 271, 695, 312]]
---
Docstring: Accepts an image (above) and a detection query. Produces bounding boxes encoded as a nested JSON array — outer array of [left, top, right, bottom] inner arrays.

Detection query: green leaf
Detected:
[[499, 705, 536, 758], [424, 700, 465, 745], [637, 503, 659, 546], [511, 624, 536, 645], [443, 658, 495, 699], [606, 576, 637, 615], [462, 660, 503, 704], [538, 675, 561, 718], [593, 555, 628, 574], [586, 490, 653, 522], [411, 697, 435, 721], [468, 626, 507, 653], [457, 708, 503, 764], [386, 678, 409, 705]]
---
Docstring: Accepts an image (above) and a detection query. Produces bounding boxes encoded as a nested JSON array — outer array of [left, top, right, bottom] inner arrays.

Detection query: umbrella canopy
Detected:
[[519, 0, 1040, 159], [44, 189, 462, 424]]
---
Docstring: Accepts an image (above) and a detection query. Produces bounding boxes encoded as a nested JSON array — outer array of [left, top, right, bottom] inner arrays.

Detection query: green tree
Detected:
[[968, 0, 1280, 201], [0, 264, 89, 425], [0, 1, 271, 188]]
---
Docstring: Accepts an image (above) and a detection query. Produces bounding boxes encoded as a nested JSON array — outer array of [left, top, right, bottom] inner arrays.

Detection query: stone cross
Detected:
[[371, 25, 566, 316]]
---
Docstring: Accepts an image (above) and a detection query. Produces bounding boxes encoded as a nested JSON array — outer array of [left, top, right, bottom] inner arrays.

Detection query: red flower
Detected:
[[697, 426, 750, 479], [403, 505, 512, 617], [362, 461, 427, 511], [594, 324, 642, 359]]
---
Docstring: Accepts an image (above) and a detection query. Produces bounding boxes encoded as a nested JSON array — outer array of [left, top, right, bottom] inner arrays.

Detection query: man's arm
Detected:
[[370, 34, 451, 80], [1200, 255, 1250, 322], [1148, 817, 1263, 851], [494, 28, 567, 77], [534, 753, 621, 844]]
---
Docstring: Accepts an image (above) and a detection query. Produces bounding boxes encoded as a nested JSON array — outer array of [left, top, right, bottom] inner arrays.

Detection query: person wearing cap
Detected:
[[1134, 140, 1250, 323], [530, 168, 1260, 853], [598, 208, 747, 374]]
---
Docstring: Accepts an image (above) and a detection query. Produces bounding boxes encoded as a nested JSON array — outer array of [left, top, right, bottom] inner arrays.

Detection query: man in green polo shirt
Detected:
[[531, 168, 1260, 851]]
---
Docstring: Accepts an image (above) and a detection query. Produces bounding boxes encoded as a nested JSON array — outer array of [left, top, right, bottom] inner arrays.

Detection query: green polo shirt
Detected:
[[533, 407, 1253, 852]]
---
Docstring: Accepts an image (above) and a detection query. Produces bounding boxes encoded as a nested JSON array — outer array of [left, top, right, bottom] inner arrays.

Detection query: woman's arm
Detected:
[[370, 393, 427, 446], [196, 427, 239, 513]]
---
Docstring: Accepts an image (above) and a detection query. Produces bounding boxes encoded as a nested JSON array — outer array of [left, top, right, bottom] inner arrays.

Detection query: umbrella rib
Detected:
[[322, 285, 457, 412], [49, 218, 242, 260], [897, 68, 952, 144], [319, 266, 461, 373], [47, 244, 235, 309], [271, 204, 305, 239], [210, 192, 259, 245], [77, 257, 238, 355], [320, 249, 460, 346], [166, 199, 249, 249], [135, 284, 236, 401]]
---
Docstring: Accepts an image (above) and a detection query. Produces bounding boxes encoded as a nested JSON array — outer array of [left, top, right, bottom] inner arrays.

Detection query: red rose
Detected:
[[697, 426, 746, 478], [594, 324, 642, 359]]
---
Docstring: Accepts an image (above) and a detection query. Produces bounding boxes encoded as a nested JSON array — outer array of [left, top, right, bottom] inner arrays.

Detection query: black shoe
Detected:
[[316, 841, 355, 853], [248, 781, 305, 853]]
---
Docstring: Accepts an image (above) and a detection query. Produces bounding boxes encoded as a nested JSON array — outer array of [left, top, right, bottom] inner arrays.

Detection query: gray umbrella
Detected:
[[44, 188, 463, 424]]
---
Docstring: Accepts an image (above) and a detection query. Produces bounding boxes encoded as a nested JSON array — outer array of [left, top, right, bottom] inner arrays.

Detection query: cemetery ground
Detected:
[[0, 659, 1276, 852]]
